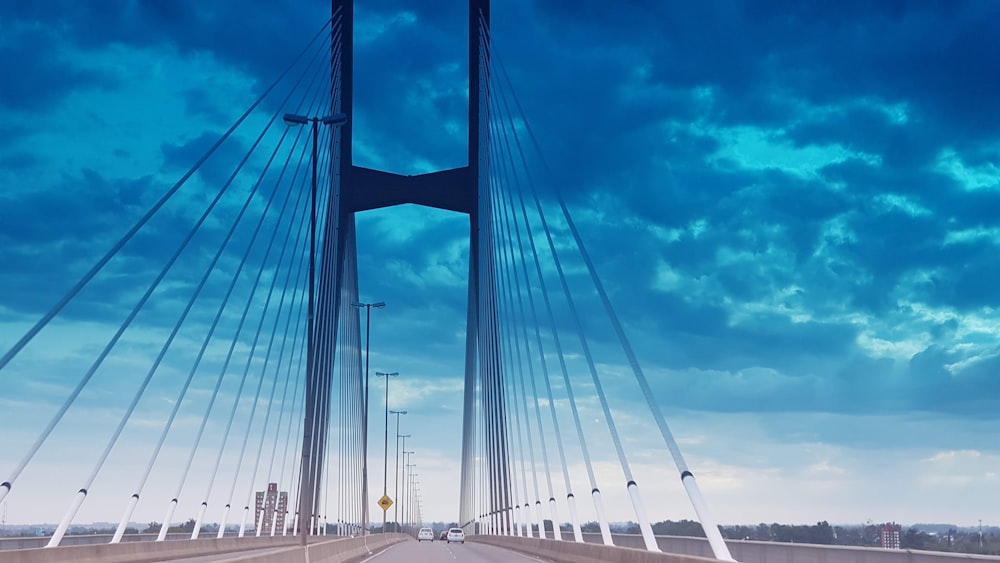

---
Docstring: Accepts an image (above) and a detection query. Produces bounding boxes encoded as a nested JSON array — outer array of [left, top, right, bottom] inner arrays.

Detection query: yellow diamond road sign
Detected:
[[378, 495, 393, 511]]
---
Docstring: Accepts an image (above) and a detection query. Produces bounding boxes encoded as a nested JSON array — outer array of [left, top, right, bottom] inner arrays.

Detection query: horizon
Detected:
[[2, 0, 1000, 532], [0, 519, 993, 532]]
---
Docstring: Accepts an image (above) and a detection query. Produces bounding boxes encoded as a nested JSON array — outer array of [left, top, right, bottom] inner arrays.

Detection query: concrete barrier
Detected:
[[225, 533, 407, 563], [724, 540, 1000, 563], [0, 533, 409, 563], [471, 535, 719, 563], [537, 533, 1000, 563], [0, 533, 193, 551]]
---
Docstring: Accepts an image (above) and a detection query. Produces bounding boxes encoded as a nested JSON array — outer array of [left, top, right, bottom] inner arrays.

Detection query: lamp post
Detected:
[[283, 111, 348, 545], [391, 414, 408, 532], [395, 434, 410, 531], [375, 371, 398, 533], [409, 475, 419, 531], [351, 301, 385, 536], [403, 455, 414, 534]]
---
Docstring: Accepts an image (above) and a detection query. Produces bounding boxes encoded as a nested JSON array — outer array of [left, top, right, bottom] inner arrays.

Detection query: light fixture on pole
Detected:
[[375, 371, 399, 533], [283, 110, 348, 545], [351, 301, 385, 536]]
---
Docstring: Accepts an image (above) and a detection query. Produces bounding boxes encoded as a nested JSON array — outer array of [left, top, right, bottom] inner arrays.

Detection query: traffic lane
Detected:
[[363, 539, 545, 563]]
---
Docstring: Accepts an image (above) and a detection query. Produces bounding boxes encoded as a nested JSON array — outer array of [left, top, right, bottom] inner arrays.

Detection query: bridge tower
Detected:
[[297, 0, 508, 537]]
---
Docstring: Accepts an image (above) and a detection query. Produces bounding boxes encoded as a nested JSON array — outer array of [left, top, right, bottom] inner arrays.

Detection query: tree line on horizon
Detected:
[[564, 519, 1000, 556]]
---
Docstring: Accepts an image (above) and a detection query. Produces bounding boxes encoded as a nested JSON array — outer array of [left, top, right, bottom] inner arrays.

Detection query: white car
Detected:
[[417, 527, 435, 542], [446, 527, 465, 544]]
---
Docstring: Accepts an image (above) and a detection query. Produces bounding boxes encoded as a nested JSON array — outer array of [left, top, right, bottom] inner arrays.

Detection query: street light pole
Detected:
[[375, 371, 398, 533], [393, 432, 410, 532], [391, 414, 408, 532], [416, 490, 423, 529], [351, 301, 385, 536], [403, 455, 414, 534], [409, 473, 418, 531], [283, 111, 348, 546]]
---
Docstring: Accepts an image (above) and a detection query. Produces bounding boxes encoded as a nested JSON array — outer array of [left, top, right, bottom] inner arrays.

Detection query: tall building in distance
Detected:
[[880, 523, 901, 550], [254, 483, 288, 534]]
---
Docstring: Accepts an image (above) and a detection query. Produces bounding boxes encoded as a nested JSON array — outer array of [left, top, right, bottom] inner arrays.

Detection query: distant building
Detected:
[[880, 523, 901, 549], [255, 483, 288, 534]]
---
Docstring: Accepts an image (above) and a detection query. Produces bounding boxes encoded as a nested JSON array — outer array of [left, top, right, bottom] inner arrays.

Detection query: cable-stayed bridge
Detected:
[[0, 2, 985, 563]]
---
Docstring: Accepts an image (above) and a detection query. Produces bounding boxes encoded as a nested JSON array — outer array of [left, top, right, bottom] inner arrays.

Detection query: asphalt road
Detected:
[[146, 538, 544, 563], [361, 539, 546, 563]]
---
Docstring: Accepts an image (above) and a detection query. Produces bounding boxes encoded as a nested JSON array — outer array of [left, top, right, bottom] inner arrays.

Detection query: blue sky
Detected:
[[2, 0, 1000, 531]]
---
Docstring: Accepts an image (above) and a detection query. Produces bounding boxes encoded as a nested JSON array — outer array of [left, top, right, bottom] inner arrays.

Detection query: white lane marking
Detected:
[[358, 539, 405, 562]]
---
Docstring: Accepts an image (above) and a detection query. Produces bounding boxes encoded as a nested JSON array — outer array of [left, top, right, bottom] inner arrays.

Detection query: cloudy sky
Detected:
[[2, 0, 1000, 533]]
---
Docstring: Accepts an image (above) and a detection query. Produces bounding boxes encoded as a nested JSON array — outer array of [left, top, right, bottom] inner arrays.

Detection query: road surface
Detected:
[[146, 538, 543, 562], [363, 539, 545, 563]]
